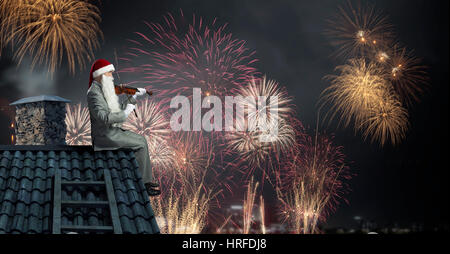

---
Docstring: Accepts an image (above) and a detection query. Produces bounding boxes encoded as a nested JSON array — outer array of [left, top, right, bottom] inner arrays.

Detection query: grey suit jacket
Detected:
[[87, 80, 137, 151]]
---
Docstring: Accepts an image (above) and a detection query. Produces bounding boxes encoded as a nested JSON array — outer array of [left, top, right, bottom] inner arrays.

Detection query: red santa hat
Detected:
[[88, 59, 115, 88]]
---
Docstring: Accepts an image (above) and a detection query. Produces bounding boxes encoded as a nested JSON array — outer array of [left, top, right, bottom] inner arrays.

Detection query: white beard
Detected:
[[100, 75, 122, 127], [101, 75, 121, 113]]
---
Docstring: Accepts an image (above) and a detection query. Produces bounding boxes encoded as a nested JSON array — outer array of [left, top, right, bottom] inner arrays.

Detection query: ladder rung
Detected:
[[61, 181, 105, 186], [61, 225, 114, 233], [61, 200, 109, 208]]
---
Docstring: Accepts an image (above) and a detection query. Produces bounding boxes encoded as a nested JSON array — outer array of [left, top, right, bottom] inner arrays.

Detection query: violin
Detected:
[[114, 84, 153, 96], [113, 84, 153, 117]]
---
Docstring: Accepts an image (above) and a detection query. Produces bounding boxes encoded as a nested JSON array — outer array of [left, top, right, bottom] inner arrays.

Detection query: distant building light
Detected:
[[231, 205, 243, 210], [354, 216, 362, 220]]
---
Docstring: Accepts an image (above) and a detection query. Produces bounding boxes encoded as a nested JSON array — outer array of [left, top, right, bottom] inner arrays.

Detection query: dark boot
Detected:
[[145, 183, 161, 196], [146, 181, 160, 188]]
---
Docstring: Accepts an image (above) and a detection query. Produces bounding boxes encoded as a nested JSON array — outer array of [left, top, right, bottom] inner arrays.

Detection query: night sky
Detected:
[[0, 0, 448, 230]]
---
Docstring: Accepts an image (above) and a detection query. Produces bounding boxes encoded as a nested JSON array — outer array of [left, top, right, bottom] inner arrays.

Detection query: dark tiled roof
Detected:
[[0, 146, 159, 234]]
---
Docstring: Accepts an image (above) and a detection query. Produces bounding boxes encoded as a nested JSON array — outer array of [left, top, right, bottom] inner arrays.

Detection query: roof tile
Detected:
[[0, 147, 159, 234], [0, 152, 11, 168]]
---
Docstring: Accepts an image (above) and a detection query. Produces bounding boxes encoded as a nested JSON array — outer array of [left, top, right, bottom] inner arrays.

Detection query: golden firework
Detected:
[[386, 45, 428, 106], [321, 58, 389, 128], [243, 177, 259, 234], [276, 133, 349, 234], [320, 58, 409, 146], [170, 131, 213, 187], [150, 133, 217, 234], [259, 195, 266, 234], [279, 181, 323, 234], [325, 1, 394, 59], [151, 183, 212, 234], [375, 50, 389, 63], [360, 94, 409, 146], [0, 0, 26, 54], [3, 0, 102, 74]]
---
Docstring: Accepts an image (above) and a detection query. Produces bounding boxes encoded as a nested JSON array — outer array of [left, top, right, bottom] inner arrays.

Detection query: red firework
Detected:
[[275, 130, 352, 232], [159, 130, 233, 198], [119, 9, 260, 98]]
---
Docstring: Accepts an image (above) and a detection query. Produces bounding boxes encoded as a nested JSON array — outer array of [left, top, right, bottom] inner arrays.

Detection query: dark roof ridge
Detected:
[[0, 146, 135, 152]]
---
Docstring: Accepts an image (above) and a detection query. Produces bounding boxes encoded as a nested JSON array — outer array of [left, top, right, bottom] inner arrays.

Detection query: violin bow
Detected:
[[114, 49, 137, 117]]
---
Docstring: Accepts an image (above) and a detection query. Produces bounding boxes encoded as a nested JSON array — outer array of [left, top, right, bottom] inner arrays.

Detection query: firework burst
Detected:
[[374, 49, 390, 64], [168, 131, 214, 189], [226, 117, 295, 172], [2, 0, 102, 74], [151, 182, 212, 234], [235, 76, 293, 122], [320, 58, 409, 146], [276, 133, 351, 234], [321, 58, 389, 128], [323, 1, 427, 146], [0, 0, 25, 54], [121, 98, 176, 174], [65, 103, 91, 145], [148, 139, 176, 174], [123, 98, 171, 147], [385, 45, 428, 106], [325, 1, 394, 59], [151, 131, 222, 234], [225, 76, 296, 174], [120, 9, 259, 97], [360, 94, 409, 146]]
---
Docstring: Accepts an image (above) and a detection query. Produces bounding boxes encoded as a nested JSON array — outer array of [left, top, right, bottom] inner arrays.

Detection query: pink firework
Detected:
[[165, 130, 235, 215], [122, 98, 174, 172], [122, 98, 171, 146], [153, 131, 213, 200], [170, 131, 213, 185], [119, 9, 260, 98], [276, 131, 352, 233]]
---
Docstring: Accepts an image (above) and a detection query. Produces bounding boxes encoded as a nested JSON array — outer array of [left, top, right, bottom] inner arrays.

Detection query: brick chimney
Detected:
[[10, 95, 71, 145]]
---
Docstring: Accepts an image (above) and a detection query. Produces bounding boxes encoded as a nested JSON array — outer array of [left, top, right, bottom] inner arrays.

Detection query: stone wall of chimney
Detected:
[[14, 101, 67, 145]]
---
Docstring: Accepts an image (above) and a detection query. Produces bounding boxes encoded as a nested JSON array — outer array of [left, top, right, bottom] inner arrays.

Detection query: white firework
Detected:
[[65, 103, 91, 145]]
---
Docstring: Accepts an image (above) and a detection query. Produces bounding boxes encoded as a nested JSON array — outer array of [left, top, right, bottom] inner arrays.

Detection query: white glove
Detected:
[[123, 104, 136, 117], [137, 88, 147, 96], [132, 88, 147, 99]]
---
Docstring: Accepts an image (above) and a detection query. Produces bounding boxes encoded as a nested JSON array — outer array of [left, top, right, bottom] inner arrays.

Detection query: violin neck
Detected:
[[118, 84, 137, 91]]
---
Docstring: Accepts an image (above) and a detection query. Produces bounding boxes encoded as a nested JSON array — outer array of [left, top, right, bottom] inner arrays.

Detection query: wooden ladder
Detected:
[[52, 169, 122, 234]]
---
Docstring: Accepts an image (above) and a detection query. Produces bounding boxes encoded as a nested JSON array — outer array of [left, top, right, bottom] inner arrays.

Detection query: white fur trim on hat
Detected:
[[92, 64, 115, 78]]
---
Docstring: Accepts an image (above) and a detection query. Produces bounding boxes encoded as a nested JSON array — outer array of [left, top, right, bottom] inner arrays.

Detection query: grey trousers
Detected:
[[119, 129, 153, 184]]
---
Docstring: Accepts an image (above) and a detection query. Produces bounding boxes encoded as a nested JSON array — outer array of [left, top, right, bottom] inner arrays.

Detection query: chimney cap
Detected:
[[10, 95, 71, 106]]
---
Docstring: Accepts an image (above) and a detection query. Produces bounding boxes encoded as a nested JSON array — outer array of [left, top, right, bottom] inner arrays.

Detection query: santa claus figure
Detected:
[[87, 59, 160, 196]]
